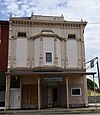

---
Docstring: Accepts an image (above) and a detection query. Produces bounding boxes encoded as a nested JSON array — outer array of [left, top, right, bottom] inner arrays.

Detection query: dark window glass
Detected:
[[17, 32, 26, 37], [68, 34, 76, 38], [72, 88, 81, 96], [0, 86, 5, 91], [53, 88, 57, 101], [0, 73, 6, 91], [46, 52, 52, 62], [10, 76, 20, 88]]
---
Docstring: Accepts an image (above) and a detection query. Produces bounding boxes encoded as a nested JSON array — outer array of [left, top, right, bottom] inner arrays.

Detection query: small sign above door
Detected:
[[43, 77, 63, 83]]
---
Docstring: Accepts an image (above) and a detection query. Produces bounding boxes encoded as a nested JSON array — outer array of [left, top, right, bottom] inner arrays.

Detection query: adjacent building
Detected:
[[5, 14, 89, 109], [0, 21, 9, 107]]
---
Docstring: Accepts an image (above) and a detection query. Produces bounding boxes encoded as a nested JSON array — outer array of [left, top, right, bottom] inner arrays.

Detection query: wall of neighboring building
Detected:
[[0, 21, 9, 71], [0, 21, 9, 107]]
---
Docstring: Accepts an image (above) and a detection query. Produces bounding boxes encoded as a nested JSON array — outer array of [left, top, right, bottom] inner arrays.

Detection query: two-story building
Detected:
[[5, 14, 91, 109], [0, 21, 9, 107]]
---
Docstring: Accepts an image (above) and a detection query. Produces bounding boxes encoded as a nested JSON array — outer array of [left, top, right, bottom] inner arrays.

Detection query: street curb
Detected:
[[0, 109, 100, 114]]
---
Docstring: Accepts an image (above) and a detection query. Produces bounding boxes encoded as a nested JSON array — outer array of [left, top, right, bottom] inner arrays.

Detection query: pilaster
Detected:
[[54, 37, 58, 66], [27, 37, 30, 68], [38, 76, 41, 110], [65, 38, 68, 68], [39, 36, 43, 66], [66, 76, 69, 109], [77, 38, 82, 68], [5, 75, 10, 110], [13, 36, 17, 68]]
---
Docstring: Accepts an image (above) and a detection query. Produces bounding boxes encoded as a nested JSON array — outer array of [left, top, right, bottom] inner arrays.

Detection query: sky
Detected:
[[0, 0, 100, 80]]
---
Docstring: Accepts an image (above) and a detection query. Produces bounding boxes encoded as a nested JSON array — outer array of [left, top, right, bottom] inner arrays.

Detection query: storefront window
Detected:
[[71, 88, 81, 96], [10, 76, 20, 88]]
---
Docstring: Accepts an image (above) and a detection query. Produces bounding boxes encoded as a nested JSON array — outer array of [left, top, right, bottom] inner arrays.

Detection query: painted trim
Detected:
[[71, 87, 82, 96], [44, 51, 53, 65]]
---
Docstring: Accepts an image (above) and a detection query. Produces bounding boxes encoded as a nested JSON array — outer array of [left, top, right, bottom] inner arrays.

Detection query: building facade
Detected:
[[0, 21, 9, 107], [5, 15, 88, 109]]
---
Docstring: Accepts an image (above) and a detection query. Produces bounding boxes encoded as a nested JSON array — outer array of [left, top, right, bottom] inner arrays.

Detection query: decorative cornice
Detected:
[[10, 18, 87, 28]]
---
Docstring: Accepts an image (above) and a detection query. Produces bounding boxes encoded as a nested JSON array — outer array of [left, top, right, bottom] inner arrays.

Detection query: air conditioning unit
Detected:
[[48, 102, 52, 107]]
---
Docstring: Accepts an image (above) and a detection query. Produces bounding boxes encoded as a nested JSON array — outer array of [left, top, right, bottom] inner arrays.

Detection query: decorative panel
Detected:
[[16, 38, 27, 67]]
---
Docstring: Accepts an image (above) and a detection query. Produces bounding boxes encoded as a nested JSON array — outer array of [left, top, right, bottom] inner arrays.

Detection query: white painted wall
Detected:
[[9, 18, 86, 69], [16, 38, 27, 67], [43, 37, 54, 66]]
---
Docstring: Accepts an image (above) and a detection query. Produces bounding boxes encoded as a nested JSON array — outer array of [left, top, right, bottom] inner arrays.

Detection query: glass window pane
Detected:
[[71, 88, 81, 96], [46, 52, 52, 62]]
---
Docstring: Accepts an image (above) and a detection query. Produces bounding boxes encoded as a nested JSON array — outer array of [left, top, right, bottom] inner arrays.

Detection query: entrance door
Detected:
[[48, 88, 52, 107], [10, 88, 20, 109], [21, 85, 38, 108], [52, 88, 57, 107], [48, 87, 57, 107]]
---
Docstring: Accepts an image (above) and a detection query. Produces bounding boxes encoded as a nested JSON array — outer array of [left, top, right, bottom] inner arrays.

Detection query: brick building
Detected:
[[0, 21, 9, 107]]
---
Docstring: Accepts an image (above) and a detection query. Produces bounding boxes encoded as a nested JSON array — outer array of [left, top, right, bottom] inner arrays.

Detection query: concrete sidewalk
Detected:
[[0, 106, 100, 115]]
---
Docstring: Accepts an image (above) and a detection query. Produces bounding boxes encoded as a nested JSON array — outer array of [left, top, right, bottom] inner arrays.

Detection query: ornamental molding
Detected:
[[30, 33, 66, 41], [10, 19, 87, 28]]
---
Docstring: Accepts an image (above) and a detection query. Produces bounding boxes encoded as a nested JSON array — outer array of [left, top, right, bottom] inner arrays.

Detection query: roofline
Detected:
[[9, 15, 87, 26], [10, 18, 87, 24], [0, 21, 9, 25]]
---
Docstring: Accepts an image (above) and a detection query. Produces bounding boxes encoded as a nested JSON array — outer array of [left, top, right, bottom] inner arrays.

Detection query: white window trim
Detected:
[[44, 51, 53, 64], [71, 87, 82, 96]]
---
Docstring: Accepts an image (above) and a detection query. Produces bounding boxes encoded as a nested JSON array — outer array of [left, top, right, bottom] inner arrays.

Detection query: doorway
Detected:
[[21, 85, 38, 108], [48, 87, 58, 107], [10, 88, 21, 109], [52, 88, 57, 106]]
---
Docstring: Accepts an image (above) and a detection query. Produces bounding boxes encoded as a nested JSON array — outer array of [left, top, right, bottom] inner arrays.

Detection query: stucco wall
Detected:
[[9, 20, 86, 69], [8, 15, 87, 70], [68, 75, 87, 106]]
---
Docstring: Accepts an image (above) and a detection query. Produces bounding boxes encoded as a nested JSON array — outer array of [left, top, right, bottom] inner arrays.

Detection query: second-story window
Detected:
[[68, 34, 76, 39], [46, 52, 52, 62], [17, 32, 27, 37]]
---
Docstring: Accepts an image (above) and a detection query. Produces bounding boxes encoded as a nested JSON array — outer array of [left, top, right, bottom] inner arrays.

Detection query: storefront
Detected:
[[5, 70, 96, 109]]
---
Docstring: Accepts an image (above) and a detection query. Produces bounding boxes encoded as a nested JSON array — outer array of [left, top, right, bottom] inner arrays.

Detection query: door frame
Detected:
[[47, 86, 58, 107]]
